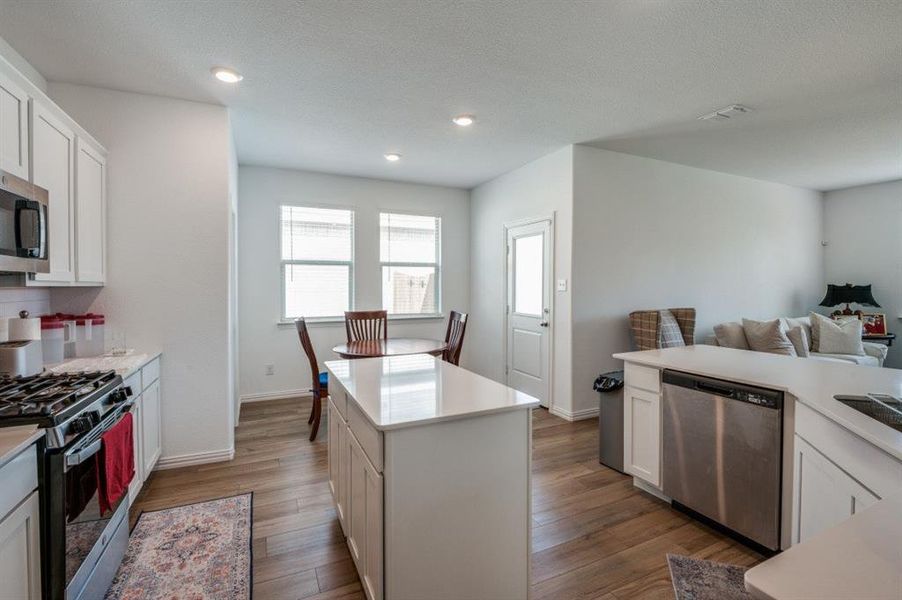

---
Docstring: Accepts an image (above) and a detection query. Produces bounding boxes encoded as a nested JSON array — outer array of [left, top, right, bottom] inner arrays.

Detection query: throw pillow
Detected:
[[742, 318, 797, 356], [786, 326, 810, 357], [714, 322, 750, 349], [811, 313, 865, 356], [657, 310, 686, 348]]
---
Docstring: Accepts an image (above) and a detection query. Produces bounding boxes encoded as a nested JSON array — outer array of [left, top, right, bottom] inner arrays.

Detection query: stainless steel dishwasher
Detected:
[[662, 369, 783, 551]]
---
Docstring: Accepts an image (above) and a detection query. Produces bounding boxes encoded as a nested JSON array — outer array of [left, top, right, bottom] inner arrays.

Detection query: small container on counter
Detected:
[[40, 316, 73, 364]]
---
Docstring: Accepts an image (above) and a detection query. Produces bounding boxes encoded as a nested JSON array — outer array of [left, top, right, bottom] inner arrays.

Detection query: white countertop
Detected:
[[0, 425, 43, 469], [325, 354, 539, 431], [744, 495, 902, 600], [48, 351, 161, 380], [613, 345, 902, 460]]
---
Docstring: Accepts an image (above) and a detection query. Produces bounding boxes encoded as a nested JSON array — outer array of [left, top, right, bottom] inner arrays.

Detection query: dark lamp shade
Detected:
[[819, 284, 881, 308]]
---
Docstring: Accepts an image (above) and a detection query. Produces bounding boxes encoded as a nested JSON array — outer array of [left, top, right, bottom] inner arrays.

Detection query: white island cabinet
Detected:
[[325, 355, 538, 600], [614, 345, 902, 553]]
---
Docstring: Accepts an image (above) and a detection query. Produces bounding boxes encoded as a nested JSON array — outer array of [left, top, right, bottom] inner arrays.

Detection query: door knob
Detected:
[[539, 321, 549, 327]]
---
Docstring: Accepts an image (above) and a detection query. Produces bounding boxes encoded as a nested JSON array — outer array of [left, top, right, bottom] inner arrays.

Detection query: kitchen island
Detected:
[[324, 354, 539, 600], [613, 345, 902, 598]]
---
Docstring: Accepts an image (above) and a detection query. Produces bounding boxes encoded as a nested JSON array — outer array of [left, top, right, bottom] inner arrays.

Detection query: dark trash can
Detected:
[[594, 370, 625, 473]]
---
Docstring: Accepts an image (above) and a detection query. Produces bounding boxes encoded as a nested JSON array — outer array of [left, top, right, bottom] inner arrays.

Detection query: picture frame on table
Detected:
[[861, 312, 888, 336]]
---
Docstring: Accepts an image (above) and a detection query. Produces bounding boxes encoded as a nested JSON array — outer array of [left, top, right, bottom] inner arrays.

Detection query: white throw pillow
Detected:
[[810, 312, 865, 356], [742, 318, 797, 356], [786, 326, 810, 357]]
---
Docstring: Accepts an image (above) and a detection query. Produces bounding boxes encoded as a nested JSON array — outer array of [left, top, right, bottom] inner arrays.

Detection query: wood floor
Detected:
[[132, 397, 762, 600]]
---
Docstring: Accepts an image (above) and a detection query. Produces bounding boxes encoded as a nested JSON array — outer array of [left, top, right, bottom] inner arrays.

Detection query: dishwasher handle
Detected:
[[694, 380, 737, 399], [662, 369, 783, 409]]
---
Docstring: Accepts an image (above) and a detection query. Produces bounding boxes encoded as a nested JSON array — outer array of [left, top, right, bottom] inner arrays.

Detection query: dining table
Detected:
[[332, 337, 448, 359]]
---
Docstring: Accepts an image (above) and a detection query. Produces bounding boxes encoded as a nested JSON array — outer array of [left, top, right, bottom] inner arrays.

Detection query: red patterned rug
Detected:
[[105, 494, 252, 599]]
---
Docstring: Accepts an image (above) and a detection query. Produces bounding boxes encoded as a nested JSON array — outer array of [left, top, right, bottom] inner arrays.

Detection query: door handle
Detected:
[[539, 321, 549, 327]]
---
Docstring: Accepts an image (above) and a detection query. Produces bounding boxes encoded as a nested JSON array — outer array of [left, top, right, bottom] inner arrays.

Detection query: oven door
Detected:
[[0, 170, 49, 273], [54, 404, 134, 599]]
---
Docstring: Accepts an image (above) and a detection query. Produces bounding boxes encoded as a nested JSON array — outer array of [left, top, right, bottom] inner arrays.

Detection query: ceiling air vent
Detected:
[[698, 104, 752, 122]]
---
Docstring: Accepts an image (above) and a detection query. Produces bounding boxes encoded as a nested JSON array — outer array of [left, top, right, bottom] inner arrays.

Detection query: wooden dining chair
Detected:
[[443, 310, 468, 366], [295, 318, 327, 441], [344, 310, 388, 342]]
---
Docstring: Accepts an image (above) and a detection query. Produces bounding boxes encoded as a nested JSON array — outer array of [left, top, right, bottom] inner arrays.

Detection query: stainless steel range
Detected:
[[0, 371, 133, 600]]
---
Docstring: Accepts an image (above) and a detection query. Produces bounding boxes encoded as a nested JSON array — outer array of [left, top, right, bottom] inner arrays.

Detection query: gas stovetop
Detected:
[[0, 370, 121, 427]]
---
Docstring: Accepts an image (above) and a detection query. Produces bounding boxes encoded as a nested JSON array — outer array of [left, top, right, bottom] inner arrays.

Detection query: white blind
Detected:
[[281, 206, 352, 261], [380, 213, 438, 264], [281, 206, 353, 319], [380, 213, 440, 315]]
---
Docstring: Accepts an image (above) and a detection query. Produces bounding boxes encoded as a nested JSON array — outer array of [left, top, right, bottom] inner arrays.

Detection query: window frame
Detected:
[[279, 204, 355, 323], [379, 211, 442, 318]]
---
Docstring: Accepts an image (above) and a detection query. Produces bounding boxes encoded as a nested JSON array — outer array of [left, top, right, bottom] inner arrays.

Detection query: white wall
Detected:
[[238, 166, 469, 400], [469, 147, 574, 416], [571, 145, 825, 414], [0, 33, 46, 92], [0, 288, 50, 317], [46, 83, 235, 464], [824, 179, 902, 368]]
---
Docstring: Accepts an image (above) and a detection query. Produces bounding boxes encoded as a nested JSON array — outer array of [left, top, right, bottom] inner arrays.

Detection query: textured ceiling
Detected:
[[0, 0, 899, 190]]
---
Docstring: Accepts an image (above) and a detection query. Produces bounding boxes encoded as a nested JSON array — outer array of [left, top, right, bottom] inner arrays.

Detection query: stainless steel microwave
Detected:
[[0, 170, 49, 273]]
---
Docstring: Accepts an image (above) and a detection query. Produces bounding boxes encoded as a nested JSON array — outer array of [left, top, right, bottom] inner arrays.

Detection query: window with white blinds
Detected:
[[281, 206, 354, 319], [380, 212, 441, 315]]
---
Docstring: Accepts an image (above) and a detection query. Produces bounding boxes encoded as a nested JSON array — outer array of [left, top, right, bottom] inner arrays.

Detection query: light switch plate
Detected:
[[556, 279, 567, 292]]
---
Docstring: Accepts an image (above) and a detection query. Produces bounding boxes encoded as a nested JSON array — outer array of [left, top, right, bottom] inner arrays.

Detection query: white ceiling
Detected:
[[0, 0, 899, 190]]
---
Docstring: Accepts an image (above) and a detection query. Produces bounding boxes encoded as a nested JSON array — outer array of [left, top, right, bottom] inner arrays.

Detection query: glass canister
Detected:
[[84, 313, 105, 356], [40, 317, 72, 364]]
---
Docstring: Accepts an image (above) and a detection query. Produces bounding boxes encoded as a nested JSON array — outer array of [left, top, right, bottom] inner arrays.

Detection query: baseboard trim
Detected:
[[239, 388, 312, 404], [155, 447, 235, 470], [549, 405, 599, 421]]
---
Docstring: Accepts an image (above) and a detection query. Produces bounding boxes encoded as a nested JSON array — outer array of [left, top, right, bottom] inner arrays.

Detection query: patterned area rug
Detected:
[[105, 494, 252, 599], [667, 554, 752, 600]]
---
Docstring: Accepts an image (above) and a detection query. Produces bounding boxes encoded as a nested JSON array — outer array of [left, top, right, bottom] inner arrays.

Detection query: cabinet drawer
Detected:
[[123, 372, 140, 395], [625, 362, 661, 394], [0, 444, 37, 521], [348, 402, 383, 473], [330, 384, 349, 421], [141, 357, 160, 390]]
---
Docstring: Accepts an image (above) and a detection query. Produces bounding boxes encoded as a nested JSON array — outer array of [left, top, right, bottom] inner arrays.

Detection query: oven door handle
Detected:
[[64, 401, 135, 469], [66, 439, 102, 467]]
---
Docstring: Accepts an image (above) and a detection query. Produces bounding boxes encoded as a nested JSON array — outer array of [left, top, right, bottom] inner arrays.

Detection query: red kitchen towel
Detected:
[[96, 411, 135, 516]]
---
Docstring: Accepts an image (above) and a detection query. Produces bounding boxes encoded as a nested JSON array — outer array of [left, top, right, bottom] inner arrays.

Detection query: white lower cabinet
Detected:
[[328, 398, 348, 533], [348, 432, 383, 600], [128, 395, 144, 502], [125, 356, 163, 503], [623, 384, 661, 487], [793, 435, 879, 544], [0, 491, 41, 600], [142, 378, 162, 474]]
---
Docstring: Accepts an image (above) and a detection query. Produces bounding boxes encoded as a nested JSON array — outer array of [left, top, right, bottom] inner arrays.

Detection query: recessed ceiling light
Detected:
[[384, 153, 402, 162], [452, 114, 476, 127], [211, 67, 243, 83]]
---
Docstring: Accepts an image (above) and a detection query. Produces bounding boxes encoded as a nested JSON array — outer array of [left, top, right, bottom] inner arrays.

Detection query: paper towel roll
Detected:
[[0, 318, 9, 343], [9, 316, 41, 341]]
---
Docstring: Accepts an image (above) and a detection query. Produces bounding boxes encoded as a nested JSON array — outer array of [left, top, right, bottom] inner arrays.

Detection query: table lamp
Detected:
[[818, 283, 881, 317]]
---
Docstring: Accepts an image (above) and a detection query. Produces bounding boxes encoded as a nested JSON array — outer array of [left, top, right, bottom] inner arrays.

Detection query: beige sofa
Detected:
[[713, 316, 888, 367]]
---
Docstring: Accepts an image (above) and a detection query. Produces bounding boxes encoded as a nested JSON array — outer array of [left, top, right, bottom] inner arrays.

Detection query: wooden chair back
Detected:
[[443, 311, 468, 366], [295, 318, 322, 397], [345, 310, 388, 342]]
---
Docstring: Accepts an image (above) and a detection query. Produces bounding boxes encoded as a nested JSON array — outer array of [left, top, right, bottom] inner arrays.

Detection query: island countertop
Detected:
[[744, 495, 902, 600], [325, 354, 539, 431], [613, 345, 902, 460]]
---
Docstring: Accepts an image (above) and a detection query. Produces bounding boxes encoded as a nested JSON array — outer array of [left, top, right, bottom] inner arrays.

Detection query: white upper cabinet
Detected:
[[30, 99, 75, 283], [0, 53, 108, 287], [0, 70, 29, 179], [75, 138, 106, 283]]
